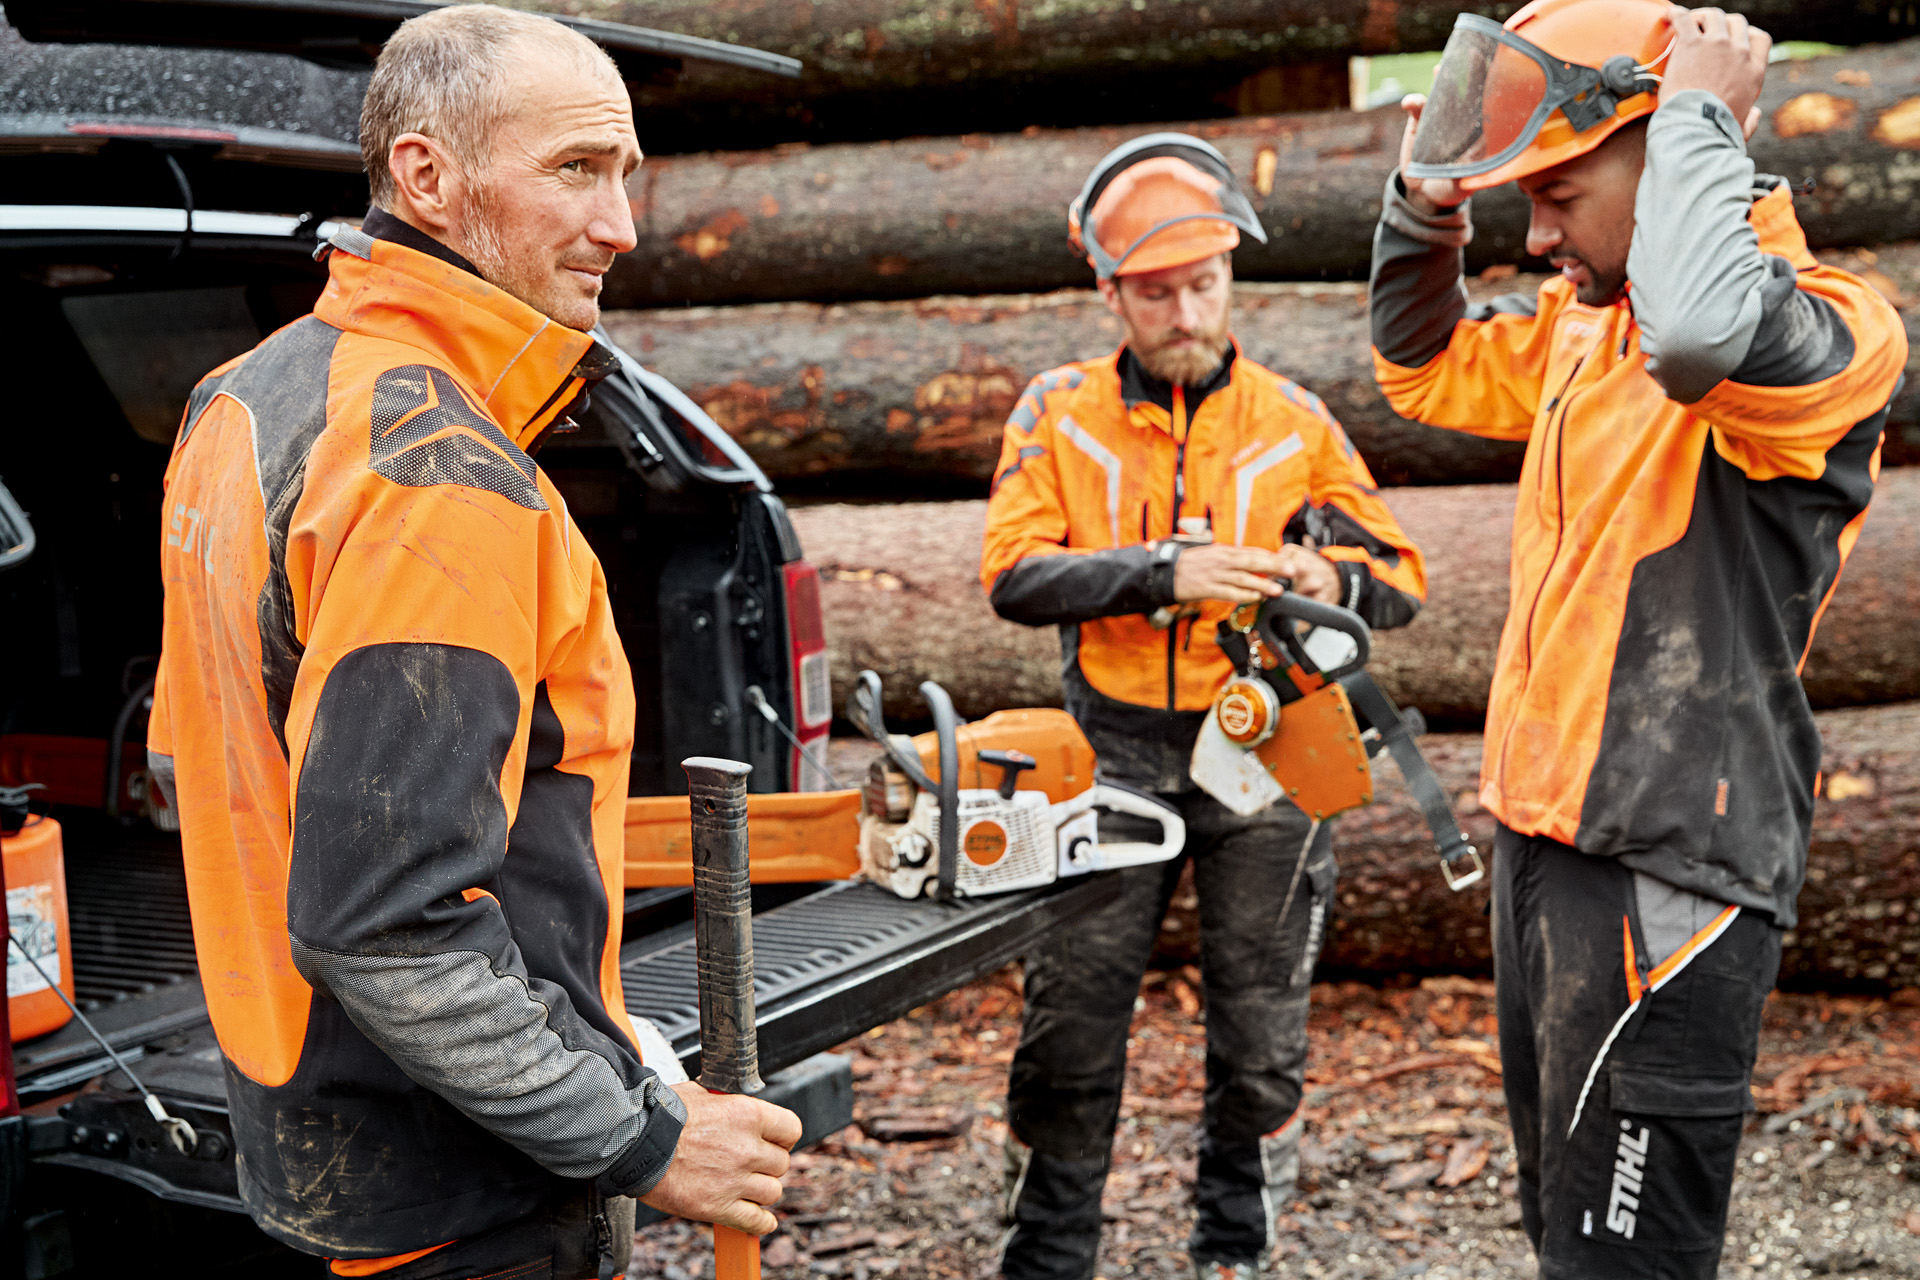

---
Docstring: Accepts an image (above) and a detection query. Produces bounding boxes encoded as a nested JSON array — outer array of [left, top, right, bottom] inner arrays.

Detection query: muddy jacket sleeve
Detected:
[[1285, 421, 1426, 630], [1368, 173, 1562, 438], [981, 378, 1180, 625], [281, 469, 684, 1197], [1630, 90, 1907, 455]]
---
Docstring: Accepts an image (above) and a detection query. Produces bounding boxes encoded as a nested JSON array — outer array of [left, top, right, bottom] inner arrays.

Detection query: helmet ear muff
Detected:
[[1600, 52, 1658, 99]]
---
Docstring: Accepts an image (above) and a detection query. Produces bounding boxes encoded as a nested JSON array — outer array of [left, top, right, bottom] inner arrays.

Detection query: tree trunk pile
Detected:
[[606, 40, 1920, 307], [571, 0, 1916, 150], [785, 467, 1920, 728], [604, 243, 1920, 490], [1147, 700, 1920, 990]]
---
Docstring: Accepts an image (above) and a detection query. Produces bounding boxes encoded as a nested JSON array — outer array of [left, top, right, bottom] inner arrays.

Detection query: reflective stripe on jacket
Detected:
[[148, 224, 680, 1257], [1369, 93, 1909, 925], [981, 344, 1425, 790]]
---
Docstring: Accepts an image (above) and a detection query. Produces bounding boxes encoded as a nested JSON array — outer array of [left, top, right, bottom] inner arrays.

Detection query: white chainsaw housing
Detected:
[[867, 784, 1185, 900]]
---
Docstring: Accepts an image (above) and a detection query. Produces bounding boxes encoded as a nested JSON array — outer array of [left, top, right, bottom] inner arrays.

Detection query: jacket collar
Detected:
[[314, 217, 618, 448], [1117, 339, 1239, 430]]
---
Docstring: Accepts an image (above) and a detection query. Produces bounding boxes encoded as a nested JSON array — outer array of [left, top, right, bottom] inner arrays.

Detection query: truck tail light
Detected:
[[782, 560, 834, 790]]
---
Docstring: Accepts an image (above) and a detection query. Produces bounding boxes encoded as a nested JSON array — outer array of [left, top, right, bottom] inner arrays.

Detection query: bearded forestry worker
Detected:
[[147, 7, 799, 1276], [1371, 1, 1907, 1275], [979, 134, 1428, 1280]]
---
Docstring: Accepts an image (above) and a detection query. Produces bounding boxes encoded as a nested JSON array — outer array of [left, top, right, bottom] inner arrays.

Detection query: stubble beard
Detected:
[[461, 179, 602, 332], [1125, 305, 1232, 388]]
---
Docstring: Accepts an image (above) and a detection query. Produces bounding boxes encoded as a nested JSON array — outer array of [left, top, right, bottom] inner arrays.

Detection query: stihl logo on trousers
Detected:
[[1606, 1121, 1650, 1238]]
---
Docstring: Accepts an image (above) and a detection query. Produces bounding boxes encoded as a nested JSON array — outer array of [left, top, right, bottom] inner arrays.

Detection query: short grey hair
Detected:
[[360, 4, 621, 208]]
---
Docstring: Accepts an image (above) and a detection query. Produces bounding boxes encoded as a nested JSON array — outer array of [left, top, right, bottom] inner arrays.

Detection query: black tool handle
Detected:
[[1258, 593, 1372, 677], [684, 756, 764, 1095]]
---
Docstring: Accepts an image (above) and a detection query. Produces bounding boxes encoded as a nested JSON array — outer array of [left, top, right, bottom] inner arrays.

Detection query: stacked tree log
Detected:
[[784, 468, 1920, 727], [1225, 701, 1920, 990], [603, 246, 1920, 491], [550, 0, 1919, 150], [607, 41, 1920, 306]]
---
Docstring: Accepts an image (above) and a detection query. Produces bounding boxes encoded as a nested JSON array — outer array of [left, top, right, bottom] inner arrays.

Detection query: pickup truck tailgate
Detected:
[[621, 877, 1118, 1079]]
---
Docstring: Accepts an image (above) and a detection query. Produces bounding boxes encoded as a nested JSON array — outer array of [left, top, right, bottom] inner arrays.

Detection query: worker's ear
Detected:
[[387, 133, 462, 238], [1096, 275, 1124, 319]]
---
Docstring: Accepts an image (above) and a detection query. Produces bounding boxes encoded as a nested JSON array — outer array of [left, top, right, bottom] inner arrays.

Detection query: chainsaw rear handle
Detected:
[[1258, 593, 1371, 677], [1051, 780, 1186, 875]]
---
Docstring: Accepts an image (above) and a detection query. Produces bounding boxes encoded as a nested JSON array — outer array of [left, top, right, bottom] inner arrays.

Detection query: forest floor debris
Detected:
[[631, 971, 1920, 1278]]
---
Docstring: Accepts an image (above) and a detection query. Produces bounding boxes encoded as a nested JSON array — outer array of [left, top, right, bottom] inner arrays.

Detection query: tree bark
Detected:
[[603, 281, 1532, 491], [605, 243, 1920, 490], [1160, 701, 1920, 993], [606, 40, 1920, 306], [786, 468, 1920, 728], [543, 0, 1914, 151]]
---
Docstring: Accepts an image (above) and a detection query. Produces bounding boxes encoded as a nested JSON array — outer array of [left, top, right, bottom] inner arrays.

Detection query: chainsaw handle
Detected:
[[1257, 594, 1371, 677], [1053, 782, 1187, 874], [847, 669, 937, 792], [919, 680, 961, 902]]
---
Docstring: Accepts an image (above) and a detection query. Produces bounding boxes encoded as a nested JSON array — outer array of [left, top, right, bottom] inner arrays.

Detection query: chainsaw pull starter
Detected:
[[977, 749, 1037, 799]]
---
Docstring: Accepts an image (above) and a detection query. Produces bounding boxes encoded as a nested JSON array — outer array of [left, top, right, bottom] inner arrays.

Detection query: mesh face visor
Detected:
[[1069, 133, 1268, 280], [1406, 14, 1625, 181]]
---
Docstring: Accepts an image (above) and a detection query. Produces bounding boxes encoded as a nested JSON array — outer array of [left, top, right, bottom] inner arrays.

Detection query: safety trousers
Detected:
[[330, 1184, 635, 1280], [1000, 791, 1335, 1280], [1493, 826, 1782, 1280]]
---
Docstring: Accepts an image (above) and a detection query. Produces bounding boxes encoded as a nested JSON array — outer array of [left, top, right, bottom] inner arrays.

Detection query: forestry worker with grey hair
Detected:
[[148, 6, 799, 1277]]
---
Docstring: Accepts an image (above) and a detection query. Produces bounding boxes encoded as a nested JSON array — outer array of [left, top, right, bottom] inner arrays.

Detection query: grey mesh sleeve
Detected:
[[1369, 171, 1475, 368], [1628, 91, 1772, 404], [287, 642, 681, 1189]]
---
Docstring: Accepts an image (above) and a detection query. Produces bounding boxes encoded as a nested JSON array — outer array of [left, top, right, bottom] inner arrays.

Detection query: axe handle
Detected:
[[684, 757, 766, 1279]]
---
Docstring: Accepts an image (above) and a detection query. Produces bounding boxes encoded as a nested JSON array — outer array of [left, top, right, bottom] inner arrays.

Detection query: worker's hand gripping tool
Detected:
[[684, 756, 766, 1279]]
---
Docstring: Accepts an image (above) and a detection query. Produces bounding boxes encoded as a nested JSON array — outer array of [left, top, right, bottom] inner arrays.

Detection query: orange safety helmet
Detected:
[[1068, 133, 1268, 279], [1406, 0, 1676, 193]]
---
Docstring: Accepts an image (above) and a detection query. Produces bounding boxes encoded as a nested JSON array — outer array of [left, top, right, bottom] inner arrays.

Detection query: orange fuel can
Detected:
[[4, 814, 75, 1041]]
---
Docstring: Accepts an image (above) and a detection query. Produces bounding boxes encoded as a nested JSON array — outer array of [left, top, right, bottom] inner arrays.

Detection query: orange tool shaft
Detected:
[[715, 1223, 761, 1279]]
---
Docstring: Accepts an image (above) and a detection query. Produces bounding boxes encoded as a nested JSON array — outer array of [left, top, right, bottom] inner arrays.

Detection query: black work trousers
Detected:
[[333, 1184, 635, 1280], [1493, 825, 1783, 1280], [1000, 791, 1334, 1279]]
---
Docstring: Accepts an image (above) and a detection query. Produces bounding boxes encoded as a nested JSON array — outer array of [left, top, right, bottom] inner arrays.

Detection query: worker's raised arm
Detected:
[[280, 441, 684, 1199], [1369, 102, 1561, 439], [981, 369, 1182, 625], [1630, 82, 1906, 467]]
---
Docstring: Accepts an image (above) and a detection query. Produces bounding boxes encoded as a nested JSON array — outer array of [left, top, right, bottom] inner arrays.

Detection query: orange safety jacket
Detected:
[[981, 344, 1426, 790], [147, 212, 684, 1258], [1370, 102, 1907, 925]]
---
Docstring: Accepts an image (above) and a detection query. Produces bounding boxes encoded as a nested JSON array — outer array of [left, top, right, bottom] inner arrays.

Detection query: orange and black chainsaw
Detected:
[[1190, 593, 1483, 892]]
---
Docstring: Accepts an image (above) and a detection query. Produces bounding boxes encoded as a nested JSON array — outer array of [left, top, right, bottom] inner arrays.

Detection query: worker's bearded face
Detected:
[[1518, 122, 1646, 308], [1101, 253, 1234, 386], [449, 45, 643, 331]]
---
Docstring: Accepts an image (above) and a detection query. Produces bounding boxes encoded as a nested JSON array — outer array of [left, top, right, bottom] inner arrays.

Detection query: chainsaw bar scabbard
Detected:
[[1337, 674, 1485, 892], [683, 756, 764, 1095]]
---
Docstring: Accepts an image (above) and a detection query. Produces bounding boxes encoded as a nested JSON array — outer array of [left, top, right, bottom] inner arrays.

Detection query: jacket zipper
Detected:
[[1496, 342, 1597, 801], [1167, 385, 1189, 712]]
